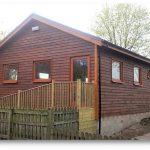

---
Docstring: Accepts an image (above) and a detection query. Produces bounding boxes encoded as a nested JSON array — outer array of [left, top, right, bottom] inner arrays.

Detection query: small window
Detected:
[[3, 64, 18, 83], [71, 56, 90, 82], [112, 60, 123, 82], [33, 60, 51, 82], [134, 67, 141, 85]]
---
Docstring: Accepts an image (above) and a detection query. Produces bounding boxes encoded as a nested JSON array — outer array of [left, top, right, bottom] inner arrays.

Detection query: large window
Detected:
[[134, 66, 141, 85], [71, 56, 90, 82], [3, 64, 18, 83], [112, 60, 123, 82], [33, 60, 51, 82]]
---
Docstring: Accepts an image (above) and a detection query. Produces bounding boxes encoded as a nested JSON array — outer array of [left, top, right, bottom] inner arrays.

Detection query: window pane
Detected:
[[112, 61, 121, 80], [134, 67, 140, 82], [35, 61, 50, 79], [73, 58, 88, 82], [4, 64, 18, 80]]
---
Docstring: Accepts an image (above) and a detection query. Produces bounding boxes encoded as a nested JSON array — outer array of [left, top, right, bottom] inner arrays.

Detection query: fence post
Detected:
[[47, 108, 54, 139], [51, 80, 55, 107], [76, 79, 81, 109], [17, 90, 21, 109], [8, 109, 13, 140]]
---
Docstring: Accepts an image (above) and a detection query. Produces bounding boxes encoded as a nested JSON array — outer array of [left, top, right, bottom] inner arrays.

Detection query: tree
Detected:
[[91, 3, 150, 57], [0, 22, 7, 41], [0, 30, 6, 41]]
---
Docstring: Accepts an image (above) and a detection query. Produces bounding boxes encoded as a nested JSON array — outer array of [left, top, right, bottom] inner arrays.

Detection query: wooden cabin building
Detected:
[[0, 14, 150, 135]]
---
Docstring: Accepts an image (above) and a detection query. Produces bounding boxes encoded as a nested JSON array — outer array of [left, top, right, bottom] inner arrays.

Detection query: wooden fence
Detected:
[[0, 80, 94, 109], [0, 108, 78, 140], [0, 108, 126, 140]]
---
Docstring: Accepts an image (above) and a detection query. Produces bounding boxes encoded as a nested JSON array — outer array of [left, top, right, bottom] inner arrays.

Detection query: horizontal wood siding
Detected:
[[100, 48, 150, 117], [0, 20, 95, 96]]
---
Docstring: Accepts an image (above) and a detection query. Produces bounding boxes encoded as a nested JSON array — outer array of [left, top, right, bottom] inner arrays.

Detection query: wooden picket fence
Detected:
[[0, 108, 78, 140], [0, 80, 94, 109]]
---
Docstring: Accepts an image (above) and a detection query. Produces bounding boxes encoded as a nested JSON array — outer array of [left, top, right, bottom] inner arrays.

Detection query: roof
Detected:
[[0, 13, 150, 65]]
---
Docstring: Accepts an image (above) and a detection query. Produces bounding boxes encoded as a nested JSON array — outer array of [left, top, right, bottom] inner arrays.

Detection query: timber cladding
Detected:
[[100, 48, 150, 117], [0, 19, 95, 96]]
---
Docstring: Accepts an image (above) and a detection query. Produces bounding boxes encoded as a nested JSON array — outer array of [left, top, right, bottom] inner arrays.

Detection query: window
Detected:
[[33, 60, 51, 82], [134, 66, 141, 85], [112, 60, 123, 82], [71, 56, 90, 82], [3, 64, 18, 83]]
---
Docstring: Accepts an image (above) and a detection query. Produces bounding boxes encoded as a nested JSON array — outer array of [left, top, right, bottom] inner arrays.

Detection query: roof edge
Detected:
[[31, 14, 103, 46], [0, 13, 103, 48], [0, 14, 34, 48], [0, 13, 150, 65], [102, 41, 150, 64]]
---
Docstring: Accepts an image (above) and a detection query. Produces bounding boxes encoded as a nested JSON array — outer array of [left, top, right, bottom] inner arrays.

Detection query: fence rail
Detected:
[[0, 80, 94, 109]]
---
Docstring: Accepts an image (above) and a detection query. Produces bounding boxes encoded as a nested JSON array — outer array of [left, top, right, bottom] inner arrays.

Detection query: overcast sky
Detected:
[[0, 0, 150, 34]]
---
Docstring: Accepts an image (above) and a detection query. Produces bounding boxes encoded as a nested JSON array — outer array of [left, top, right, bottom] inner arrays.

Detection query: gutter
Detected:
[[102, 41, 150, 65]]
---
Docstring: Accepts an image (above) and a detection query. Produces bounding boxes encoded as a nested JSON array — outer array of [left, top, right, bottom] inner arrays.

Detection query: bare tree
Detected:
[[0, 22, 7, 41], [92, 3, 150, 57]]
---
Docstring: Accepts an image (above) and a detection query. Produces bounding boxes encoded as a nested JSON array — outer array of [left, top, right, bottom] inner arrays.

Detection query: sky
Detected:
[[0, 0, 150, 35]]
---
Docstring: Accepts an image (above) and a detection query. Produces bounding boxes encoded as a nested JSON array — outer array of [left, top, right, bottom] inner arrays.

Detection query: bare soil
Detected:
[[113, 123, 150, 140]]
